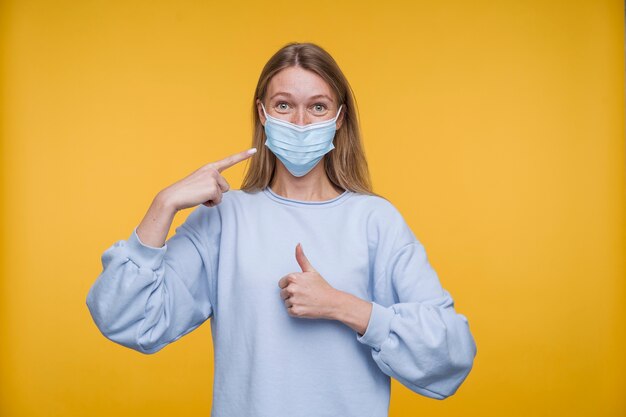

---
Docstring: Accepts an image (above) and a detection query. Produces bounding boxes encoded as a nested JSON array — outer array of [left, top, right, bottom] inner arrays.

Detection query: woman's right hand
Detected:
[[159, 147, 257, 212]]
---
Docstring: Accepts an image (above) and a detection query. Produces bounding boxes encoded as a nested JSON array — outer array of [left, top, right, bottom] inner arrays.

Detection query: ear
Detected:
[[256, 99, 266, 127]]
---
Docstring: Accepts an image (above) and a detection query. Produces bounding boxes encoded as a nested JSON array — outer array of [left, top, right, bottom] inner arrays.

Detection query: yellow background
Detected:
[[1, 0, 624, 416]]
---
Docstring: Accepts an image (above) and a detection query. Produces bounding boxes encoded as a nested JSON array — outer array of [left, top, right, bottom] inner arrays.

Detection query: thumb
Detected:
[[295, 243, 315, 272]]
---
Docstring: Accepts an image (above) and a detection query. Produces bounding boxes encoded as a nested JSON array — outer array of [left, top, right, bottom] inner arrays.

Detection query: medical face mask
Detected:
[[261, 103, 343, 177]]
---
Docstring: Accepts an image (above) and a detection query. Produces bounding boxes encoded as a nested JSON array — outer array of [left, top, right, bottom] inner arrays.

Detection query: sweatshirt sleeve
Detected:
[[357, 200, 477, 400], [86, 205, 218, 354]]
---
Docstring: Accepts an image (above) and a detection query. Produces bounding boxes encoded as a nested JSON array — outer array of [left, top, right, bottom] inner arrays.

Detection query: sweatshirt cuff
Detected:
[[356, 302, 396, 351], [126, 226, 167, 271]]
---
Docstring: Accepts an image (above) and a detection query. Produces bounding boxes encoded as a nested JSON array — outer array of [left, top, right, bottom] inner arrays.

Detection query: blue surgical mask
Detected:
[[261, 103, 343, 177]]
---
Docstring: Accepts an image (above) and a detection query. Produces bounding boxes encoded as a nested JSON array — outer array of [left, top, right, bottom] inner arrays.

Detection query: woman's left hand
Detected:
[[278, 243, 339, 320]]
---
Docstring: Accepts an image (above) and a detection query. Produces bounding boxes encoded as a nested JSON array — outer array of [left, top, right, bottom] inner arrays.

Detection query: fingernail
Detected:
[[248, 148, 257, 154]]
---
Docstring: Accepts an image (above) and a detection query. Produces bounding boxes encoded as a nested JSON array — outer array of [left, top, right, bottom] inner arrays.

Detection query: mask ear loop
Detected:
[[260, 102, 271, 120], [334, 104, 344, 121]]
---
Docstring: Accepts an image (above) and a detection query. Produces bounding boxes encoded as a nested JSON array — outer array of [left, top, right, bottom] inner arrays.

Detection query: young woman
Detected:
[[86, 42, 477, 417]]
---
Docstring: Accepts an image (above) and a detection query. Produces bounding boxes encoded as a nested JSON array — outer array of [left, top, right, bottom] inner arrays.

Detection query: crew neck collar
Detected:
[[262, 186, 351, 208]]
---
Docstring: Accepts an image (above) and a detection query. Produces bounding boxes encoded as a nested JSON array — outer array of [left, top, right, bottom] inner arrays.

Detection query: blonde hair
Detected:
[[240, 42, 379, 197]]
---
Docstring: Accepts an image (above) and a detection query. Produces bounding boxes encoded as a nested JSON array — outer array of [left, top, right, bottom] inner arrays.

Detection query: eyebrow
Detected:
[[269, 92, 335, 103]]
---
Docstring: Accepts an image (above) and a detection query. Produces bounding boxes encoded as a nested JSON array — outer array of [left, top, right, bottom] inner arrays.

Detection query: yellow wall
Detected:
[[1, 1, 624, 416]]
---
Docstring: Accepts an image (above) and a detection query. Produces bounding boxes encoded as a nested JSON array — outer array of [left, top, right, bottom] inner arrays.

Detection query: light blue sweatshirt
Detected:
[[86, 186, 477, 416]]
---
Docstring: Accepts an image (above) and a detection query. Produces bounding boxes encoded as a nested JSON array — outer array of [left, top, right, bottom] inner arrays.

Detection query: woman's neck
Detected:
[[269, 162, 344, 201]]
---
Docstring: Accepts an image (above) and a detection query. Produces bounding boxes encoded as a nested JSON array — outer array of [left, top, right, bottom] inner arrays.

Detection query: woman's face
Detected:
[[257, 66, 344, 129]]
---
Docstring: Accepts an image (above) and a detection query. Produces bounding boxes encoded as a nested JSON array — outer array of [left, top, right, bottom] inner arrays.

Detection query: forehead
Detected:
[[267, 66, 336, 102]]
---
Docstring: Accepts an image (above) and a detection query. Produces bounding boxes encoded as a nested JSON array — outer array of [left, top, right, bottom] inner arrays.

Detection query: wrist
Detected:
[[331, 290, 373, 335], [155, 190, 179, 214]]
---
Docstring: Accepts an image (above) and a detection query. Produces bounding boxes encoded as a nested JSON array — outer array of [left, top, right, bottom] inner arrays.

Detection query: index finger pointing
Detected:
[[213, 148, 257, 173]]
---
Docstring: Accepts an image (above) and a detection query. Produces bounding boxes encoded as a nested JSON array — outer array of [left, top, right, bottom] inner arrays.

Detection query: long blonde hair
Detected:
[[240, 42, 379, 197]]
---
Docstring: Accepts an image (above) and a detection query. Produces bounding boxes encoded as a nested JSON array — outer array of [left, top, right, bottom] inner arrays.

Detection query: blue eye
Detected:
[[313, 103, 327, 112], [276, 102, 289, 111]]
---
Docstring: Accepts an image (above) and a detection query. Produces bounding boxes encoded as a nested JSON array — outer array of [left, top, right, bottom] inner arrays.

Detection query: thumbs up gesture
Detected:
[[278, 243, 339, 320]]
